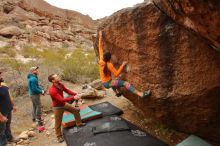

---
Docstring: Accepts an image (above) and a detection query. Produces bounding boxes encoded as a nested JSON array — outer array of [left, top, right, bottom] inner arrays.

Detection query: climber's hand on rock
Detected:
[[122, 61, 128, 66]]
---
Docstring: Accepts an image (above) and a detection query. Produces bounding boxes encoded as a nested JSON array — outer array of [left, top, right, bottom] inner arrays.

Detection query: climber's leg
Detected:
[[110, 79, 151, 98]]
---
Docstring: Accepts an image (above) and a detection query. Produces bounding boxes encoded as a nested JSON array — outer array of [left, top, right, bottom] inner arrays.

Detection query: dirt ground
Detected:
[[10, 82, 188, 146]]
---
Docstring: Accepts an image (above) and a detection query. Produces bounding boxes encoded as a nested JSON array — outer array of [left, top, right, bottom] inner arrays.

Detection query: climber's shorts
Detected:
[[102, 79, 125, 89]]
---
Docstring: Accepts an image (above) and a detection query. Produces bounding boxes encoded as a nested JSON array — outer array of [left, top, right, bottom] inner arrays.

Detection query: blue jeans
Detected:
[[0, 112, 12, 146]]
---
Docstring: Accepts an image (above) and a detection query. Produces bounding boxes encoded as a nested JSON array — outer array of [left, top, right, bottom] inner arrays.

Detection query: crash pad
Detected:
[[92, 116, 130, 134], [176, 135, 213, 146], [63, 116, 168, 146], [62, 106, 102, 128], [89, 101, 123, 116]]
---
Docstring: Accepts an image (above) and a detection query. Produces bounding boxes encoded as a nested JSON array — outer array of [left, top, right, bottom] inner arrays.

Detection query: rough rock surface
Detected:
[[152, 0, 220, 50], [94, 0, 220, 143], [0, 26, 22, 37], [0, 0, 97, 49]]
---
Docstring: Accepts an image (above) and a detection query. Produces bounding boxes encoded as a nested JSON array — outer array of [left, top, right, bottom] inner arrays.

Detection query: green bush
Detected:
[[1, 59, 29, 96], [62, 49, 99, 83], [40, 49, 67, 66], [21, 46, 42, 58], [0, 46, 16, 57], [20, 46, 99, 83]]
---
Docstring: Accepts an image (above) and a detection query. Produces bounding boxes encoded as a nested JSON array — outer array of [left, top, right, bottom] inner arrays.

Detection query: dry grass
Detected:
[[0, 45, 16, 57]]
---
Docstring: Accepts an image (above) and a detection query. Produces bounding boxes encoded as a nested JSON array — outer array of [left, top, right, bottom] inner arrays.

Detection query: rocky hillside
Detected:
[[0, 0, 96, 50], [94, 0, 220, 143]]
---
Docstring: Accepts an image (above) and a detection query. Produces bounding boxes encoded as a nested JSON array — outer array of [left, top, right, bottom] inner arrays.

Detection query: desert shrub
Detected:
[[40, 49, 67, 67], [1, 58, 56, 97], [1, 59, 29, 96], [0, 46, 16, 57], [62, 42, 69, 48], [21, 45, 42, 58], [62, 49, 99, 83]]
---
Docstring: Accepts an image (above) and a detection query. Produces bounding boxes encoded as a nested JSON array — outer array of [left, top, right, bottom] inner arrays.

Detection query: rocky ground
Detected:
[[7, 81, 189, 146]]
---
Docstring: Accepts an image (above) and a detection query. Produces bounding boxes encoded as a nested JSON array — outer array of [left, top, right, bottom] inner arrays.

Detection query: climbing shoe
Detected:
[[115, 92, 123, 97], [141, 90, 151, 98]]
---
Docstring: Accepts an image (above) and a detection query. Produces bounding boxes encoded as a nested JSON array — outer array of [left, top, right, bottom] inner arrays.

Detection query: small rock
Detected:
[[46, 131, 50, 136], [23, 139, 30, 144], [96, 90, 106, 98], [88, 79, 103, 90], [28, 128, 35, 131], [31, 123, 37, 128], [27, 131, 36, 137], [18, 131, 29, 139], [17, 139, 24, 144], [0, 26, 22, 37]]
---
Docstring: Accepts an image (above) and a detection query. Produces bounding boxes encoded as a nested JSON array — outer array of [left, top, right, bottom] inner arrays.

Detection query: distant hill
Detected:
[[0, 0, 97, 50]]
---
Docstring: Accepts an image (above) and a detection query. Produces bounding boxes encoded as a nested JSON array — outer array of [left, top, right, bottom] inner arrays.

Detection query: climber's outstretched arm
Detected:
[[99, 31, 104, 61]]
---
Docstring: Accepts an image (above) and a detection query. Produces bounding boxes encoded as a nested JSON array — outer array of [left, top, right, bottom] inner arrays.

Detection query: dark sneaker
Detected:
[[37, 120, 44, 126], [115, 92, 122, 97], [141, 90, 151, 98], [36, 117, 44, 126], [57, 137, 64, 143]]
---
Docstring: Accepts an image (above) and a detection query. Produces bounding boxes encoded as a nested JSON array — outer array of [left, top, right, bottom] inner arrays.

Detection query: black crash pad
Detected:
[[63, 116, 168, 146], [92, 116, 130, 134], [89, 102, 123, 117]]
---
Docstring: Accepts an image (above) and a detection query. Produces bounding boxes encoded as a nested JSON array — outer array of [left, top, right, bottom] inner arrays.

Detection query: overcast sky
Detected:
[[44, 0, 144, 20]]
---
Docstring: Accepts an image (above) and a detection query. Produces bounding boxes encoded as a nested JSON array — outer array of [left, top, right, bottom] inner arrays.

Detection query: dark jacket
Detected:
[[0, 83, 13, 115]]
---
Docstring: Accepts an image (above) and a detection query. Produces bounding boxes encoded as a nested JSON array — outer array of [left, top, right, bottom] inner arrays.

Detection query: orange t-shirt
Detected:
[[99, 36, 124, 83]]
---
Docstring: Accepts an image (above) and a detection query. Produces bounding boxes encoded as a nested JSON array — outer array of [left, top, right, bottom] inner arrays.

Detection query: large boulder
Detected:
[[94, 0, 220, 143], [0, 26, 22, 37], [153, 0, 220, 50], [3, 3, 15, 14]]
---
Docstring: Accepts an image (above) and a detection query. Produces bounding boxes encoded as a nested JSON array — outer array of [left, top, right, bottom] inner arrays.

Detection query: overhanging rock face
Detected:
[[93, 0, 220, 142]]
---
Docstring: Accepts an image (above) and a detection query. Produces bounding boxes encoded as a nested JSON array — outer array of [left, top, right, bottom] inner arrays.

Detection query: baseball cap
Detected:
[[30, 66, 39, 72]]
